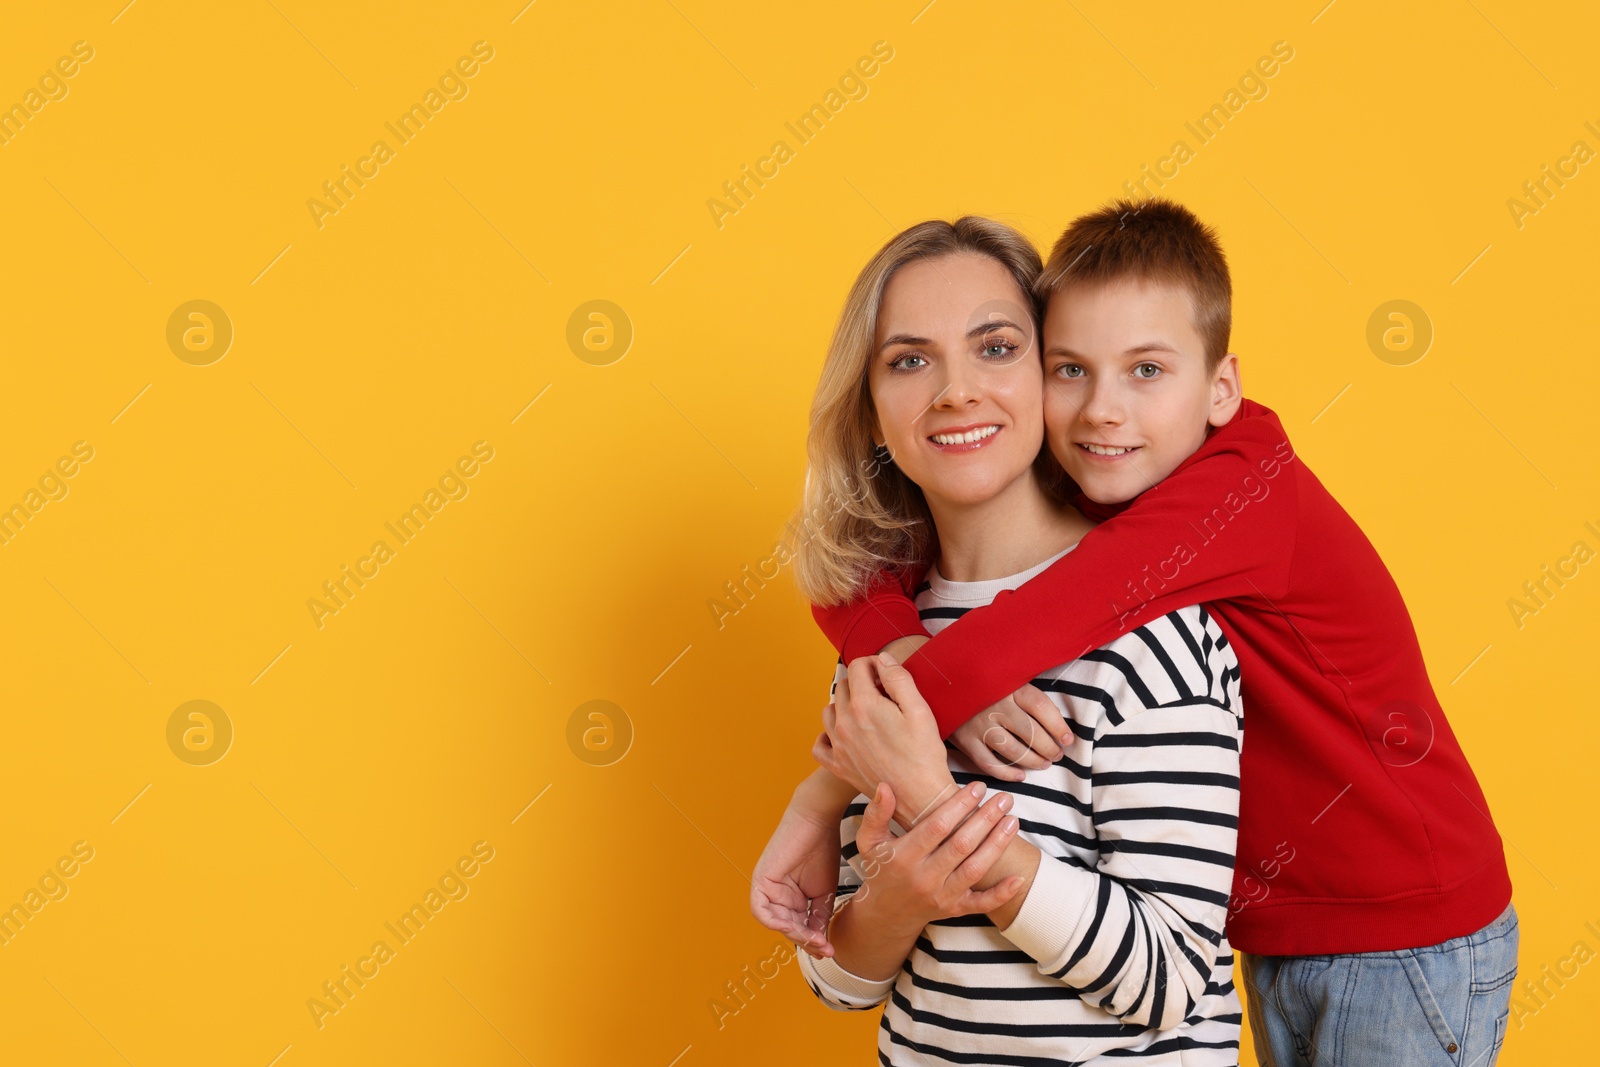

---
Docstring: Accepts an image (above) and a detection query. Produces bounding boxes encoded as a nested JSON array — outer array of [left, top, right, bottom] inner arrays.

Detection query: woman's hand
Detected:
[[947, 684, 1073, 782], [816, 653, 955, 827], [751, 770, 857, 958], [844, 781, 1023, 938]]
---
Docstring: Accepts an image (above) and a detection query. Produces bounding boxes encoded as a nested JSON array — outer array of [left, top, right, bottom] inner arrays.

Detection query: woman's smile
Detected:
[[928, 422, 1003, 452]]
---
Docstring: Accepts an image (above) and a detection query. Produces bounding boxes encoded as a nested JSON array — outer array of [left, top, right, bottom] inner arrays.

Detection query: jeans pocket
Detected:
[[1469, 904, 1519, 996], [1469, 964, 1517, 996], [1398, 950, 1464, 1055], [1468, 906, 1519, 1064], [1469, 967, 1515, 1065]]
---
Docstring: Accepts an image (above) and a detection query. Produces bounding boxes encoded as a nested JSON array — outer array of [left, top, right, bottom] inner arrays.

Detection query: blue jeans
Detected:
[[1241, 903, 1519, 1067]]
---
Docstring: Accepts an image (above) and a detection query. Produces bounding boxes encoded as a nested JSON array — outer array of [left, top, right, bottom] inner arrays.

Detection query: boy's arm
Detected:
[[811, 569, 928, 664], [828, 411, 1298, 736]]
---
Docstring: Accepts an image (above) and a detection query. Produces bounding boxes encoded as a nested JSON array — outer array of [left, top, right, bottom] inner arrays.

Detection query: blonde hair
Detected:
[[792, 217, 1053, 606]]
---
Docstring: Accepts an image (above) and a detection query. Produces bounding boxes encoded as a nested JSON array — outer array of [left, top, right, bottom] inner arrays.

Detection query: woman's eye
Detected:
[[982, 339, 1017, 359], [890, 353, 927, 371], [1134, 362, 1162, 379]]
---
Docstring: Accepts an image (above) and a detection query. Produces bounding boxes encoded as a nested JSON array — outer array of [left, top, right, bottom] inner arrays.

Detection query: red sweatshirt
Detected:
[[813, 399, 1511, 956]]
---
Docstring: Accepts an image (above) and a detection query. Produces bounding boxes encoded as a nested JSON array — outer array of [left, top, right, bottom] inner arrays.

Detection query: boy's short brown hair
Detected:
[[1035, 198, 1231, 370]]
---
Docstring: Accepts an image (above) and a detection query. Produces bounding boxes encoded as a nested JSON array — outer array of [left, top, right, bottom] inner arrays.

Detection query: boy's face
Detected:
[[1042, 277, 1241, 505]]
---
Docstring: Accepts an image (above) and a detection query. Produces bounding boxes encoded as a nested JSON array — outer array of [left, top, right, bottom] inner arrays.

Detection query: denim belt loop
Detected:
[[1399, 949, 1461, 1054]]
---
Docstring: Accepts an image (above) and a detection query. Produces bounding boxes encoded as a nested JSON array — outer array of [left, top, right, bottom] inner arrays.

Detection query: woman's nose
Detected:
[[936, 361, 982, 407]]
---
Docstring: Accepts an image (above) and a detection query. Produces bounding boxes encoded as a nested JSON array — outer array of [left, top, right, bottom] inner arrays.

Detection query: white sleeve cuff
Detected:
[[800, 952, 897, 1008], [998, 855, 1098, 971]]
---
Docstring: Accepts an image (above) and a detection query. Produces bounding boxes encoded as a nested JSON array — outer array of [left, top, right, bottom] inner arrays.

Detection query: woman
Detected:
[[786, 218, 1245, 1065]]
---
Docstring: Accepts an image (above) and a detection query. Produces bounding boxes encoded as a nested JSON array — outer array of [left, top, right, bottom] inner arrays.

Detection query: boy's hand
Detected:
[[816, 653, 954, 826], [846, 781, 1023, 933], [947, 684, 1072, 783], [751, 782, 848, 958]]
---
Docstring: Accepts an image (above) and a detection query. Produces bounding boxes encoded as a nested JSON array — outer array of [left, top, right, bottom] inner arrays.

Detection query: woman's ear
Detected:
[[1208, 352, 1243, 427]]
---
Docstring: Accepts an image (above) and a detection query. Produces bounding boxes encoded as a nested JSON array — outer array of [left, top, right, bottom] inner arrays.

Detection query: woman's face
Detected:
[[868, 253, 1044, 511]]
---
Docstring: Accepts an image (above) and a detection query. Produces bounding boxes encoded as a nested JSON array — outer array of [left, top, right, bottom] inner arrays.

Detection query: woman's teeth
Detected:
[[931, 425, 999, 445]]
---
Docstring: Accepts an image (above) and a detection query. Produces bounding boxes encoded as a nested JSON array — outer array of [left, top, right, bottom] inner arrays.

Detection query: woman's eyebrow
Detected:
[[969, 319, 1023, 336], [879, 319, 1025, 351]]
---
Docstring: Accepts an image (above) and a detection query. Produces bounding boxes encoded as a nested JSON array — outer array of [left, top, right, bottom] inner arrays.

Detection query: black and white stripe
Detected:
[[800, 554, 1243, 1066]]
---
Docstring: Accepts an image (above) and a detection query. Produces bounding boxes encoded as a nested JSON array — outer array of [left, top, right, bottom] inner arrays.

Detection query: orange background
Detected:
[[0, 1, 1596, 1064]]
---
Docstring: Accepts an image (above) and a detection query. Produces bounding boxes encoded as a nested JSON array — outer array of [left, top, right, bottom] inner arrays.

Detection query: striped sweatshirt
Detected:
[[799, 547, 1244, 1066]]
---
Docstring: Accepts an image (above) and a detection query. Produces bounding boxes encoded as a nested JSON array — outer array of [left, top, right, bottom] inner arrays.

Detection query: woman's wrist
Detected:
[[834, 890, 925, 975], [855, 897, 926, 945], [895, 773, 961, 830], [795, 766, 860, 818]]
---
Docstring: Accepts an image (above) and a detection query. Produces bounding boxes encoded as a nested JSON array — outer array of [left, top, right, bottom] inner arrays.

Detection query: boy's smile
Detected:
[[1076, 440, 1143, 461], [1042, 277, 1240, 505]]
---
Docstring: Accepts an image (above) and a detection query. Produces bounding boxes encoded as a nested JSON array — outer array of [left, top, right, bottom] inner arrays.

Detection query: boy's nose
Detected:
[[1080, 382, 1126, 425]]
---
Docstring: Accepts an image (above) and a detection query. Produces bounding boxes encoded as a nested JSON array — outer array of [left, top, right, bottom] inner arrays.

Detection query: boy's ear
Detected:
[[1207, 352, 1243, 427]]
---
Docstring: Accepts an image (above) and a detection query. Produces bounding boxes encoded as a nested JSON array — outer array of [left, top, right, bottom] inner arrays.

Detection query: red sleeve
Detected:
[[811, 568, 929, 660], [903, 404, 1301, 737]]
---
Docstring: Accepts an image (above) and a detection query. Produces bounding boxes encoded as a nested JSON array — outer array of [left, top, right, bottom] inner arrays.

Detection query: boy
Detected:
[[759, 199, 1517, 1065]]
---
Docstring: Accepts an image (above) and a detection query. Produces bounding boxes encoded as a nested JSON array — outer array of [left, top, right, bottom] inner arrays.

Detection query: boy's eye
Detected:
[[1134, 362, 1162, 379], [1053, 363, 1084, 379], [889, 353, 928, 371]]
